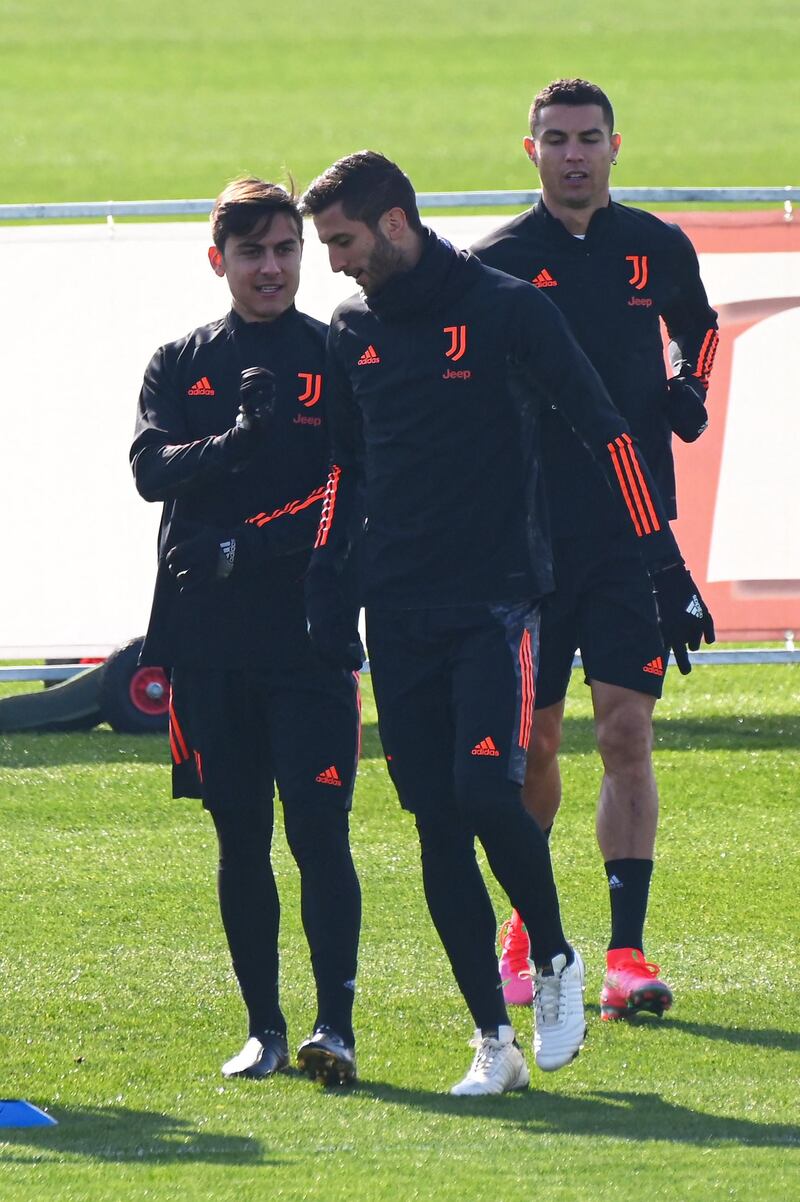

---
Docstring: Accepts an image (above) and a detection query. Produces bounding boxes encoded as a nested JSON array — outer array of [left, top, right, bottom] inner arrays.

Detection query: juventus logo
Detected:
[[626, 255, 649, 290], [297, 372, 322, 407], [444, 325, 467, 361]]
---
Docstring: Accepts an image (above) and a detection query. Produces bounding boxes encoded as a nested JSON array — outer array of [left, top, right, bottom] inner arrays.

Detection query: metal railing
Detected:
[[1, 187, 798, 223]]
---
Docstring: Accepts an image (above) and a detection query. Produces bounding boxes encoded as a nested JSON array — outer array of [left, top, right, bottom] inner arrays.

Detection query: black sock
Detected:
[[605, 858, 653, 952]]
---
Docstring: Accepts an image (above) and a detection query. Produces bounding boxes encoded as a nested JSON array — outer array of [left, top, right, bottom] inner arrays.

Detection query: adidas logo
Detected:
[[357, 345, 380, 365], [608, 874, 623, 890], [188, 376, 215, 395], [686, 595, 704, 619], [219, 538, 236, 570], [315, 765, 342, 786], [532, 269, 558, 288], [470, 737, 500, 757], [642, 656, 664, 677]]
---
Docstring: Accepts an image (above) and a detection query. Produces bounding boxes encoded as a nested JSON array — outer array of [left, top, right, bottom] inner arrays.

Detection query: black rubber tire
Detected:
[[0, 664, 104, 733], [37, 658, 100, 728], [98, 638, 169, 734], [43, 658, 79, 688]]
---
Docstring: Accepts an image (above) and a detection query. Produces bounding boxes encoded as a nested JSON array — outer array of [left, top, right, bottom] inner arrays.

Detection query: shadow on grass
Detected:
[[354, 1081, 800, 1146], [584, 1005, 800, 1052], [0, 1102, 270, 1164], [633, 1014, 800, 1053]]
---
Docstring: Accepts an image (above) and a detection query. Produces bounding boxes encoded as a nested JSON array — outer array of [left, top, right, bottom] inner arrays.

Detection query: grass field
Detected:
[[1, 666, 798, 1201], [4, 1, 799, 204]]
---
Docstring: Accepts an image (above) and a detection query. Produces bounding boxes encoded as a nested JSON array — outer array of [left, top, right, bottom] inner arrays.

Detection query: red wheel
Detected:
[[128, 666, 169, 717], [99, 638, 169, 733]]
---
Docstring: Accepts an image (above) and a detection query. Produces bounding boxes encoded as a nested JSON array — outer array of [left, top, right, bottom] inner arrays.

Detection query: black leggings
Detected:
[[211, 799, 361, 1045], [415, 788, 569, 1031]]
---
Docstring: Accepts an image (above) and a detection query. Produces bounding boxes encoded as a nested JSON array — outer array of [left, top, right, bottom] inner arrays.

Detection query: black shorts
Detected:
[[535, 534, 666, 710], [366, 603, 539, 817], [168, 663, 360, 812]]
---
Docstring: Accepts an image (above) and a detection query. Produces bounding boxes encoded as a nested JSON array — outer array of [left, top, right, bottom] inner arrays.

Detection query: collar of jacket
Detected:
[[535, 197, 616, 245], [365, 227, 476, 322], [224, 303, 299, 340]]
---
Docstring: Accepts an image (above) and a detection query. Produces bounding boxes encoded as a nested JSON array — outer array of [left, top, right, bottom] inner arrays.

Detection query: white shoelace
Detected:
[[535, 972, 564, 1026]]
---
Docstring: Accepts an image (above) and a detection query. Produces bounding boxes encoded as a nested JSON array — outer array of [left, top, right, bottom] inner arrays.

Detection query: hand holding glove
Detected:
[[236, 366, 277, 434], [166, 531, 237, 592], [652, 562, 715, 674], [305, 562, 365, 672], [665, 376, 709, 443]]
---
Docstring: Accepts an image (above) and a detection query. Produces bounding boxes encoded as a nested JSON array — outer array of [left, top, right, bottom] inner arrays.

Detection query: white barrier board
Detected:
[[0, 218, 797, 654]]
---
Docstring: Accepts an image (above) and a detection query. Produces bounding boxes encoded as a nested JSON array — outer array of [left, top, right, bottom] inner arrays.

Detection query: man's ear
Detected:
[[208, 246, 225, 278], [378, 206, 408, 242], [523, 135, 537, 166]]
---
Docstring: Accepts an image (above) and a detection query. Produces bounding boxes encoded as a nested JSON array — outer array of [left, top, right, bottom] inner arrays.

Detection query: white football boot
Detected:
[[450, 1025, 530, 1096], [533, 949, 587, 1071]]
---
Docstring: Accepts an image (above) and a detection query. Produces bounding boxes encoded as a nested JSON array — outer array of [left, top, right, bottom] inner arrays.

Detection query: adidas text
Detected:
[[471, 737, 500, 757]]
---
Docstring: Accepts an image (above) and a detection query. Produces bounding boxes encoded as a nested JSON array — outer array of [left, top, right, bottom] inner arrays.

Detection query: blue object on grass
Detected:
[[0, 1099, 58, 1126]]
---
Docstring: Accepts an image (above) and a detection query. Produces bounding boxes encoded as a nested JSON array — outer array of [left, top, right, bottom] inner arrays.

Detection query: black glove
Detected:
[[665, 376, 709, 443], [305, 563, 365, 672], [652, 562, 715, 675], [236, 366, 277, 434], [166, 531, 237, 592]]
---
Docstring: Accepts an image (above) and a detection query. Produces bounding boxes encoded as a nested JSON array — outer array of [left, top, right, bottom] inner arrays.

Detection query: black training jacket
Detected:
[[313, 229, 681, 611], [471, 201, 718, 534], [131, 306, 329, 669]]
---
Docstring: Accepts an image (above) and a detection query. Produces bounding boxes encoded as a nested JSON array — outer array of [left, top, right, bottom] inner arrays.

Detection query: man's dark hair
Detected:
[[301, 151, 423, 233], [210, 177, 302, 251], [529, 78, 615, 136]]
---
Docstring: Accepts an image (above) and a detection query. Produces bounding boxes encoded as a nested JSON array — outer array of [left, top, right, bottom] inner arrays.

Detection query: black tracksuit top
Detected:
[[471, 201, 719, 535], [315, 230, 680, 611], [131, 306, 329, 669]]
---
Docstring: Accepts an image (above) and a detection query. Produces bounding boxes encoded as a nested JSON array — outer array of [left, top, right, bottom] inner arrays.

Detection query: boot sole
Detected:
[[601, 985, 673, 1021], [297, 1046, 356, 1086]]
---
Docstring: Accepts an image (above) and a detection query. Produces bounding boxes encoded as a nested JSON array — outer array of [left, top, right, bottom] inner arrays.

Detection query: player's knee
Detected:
[[209, 804, 271, 867], [415, 808, 472, 862], [283, 801, 350, 869], [528, 711, 563, 772], [596, 702, 653, 773]]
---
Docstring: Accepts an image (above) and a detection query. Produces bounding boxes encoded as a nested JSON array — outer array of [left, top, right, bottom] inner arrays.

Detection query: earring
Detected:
[[611, 158, 617, 165]]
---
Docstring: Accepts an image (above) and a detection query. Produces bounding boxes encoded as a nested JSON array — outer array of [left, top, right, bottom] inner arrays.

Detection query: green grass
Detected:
[[3, 0, 799, 204], [1, 666, 798, 1200]]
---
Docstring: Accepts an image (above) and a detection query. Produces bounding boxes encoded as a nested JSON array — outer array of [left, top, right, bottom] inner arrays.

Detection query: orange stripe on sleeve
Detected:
[[694, 329, 719, 384], [616, 441, 653, 534], [607, 440, 643, 536], [246, 485, 326, 529], [619, 434, 660, 532]]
